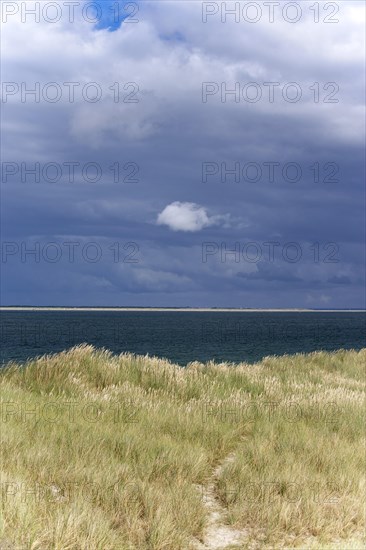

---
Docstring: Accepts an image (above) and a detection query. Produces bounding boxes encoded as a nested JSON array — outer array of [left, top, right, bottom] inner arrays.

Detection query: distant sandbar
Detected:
[[0, 307, 364, 313]]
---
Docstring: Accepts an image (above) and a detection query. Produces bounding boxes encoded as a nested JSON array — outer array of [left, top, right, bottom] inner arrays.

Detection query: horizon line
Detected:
[[0, 306, 365, 312]]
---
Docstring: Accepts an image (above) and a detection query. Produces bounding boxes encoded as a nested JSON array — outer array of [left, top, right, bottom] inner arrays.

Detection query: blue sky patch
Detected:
[[92, 1, 138, 32]]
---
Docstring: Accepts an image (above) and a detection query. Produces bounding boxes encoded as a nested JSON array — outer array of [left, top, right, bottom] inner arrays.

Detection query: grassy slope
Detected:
[[0, 345, 365, 550]]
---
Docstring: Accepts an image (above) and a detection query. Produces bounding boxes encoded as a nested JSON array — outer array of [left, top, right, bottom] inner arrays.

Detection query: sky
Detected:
[[1, 0, 365, 308]]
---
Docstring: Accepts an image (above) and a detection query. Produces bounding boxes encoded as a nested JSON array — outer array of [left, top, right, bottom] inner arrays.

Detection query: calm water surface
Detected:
[[1, 311, 365, 366]]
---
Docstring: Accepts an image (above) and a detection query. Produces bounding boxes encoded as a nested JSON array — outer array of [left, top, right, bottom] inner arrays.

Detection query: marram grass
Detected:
[[0, 345, 365, 549]]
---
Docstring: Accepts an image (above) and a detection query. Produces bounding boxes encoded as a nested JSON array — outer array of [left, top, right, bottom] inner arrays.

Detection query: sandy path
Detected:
[[192, 453, 248, 550]]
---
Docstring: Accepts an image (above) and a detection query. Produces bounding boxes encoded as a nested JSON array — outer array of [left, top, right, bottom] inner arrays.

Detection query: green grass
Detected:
[[0, 345, 365, 549]]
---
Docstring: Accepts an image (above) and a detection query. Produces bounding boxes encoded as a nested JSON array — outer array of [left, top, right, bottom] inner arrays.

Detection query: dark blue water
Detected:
[[0, 311, 365, 366]]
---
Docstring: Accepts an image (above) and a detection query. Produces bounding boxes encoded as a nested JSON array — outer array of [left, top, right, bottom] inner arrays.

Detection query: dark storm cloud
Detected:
[[1, 1, 365, 307]]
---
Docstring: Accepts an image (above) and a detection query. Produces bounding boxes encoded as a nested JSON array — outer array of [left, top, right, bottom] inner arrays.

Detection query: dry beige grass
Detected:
[[0, 345, 365, 549]]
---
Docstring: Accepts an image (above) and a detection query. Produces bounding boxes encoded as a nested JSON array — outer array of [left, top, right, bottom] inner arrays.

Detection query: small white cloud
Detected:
[[157, 201, 217, 232]]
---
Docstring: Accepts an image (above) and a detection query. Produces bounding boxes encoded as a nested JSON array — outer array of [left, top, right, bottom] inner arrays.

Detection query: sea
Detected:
[[0, 310, 365, 366]]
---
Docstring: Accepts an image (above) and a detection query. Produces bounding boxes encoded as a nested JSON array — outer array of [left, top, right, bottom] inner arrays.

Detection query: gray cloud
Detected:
[[1, 1, 365, 307]]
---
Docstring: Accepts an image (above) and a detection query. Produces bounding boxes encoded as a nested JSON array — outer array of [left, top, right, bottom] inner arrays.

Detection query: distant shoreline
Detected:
[[0, 307, 365, 313]]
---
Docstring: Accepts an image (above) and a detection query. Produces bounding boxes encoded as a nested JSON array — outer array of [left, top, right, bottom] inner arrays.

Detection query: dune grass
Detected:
[[0, 345, 365, 549]]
